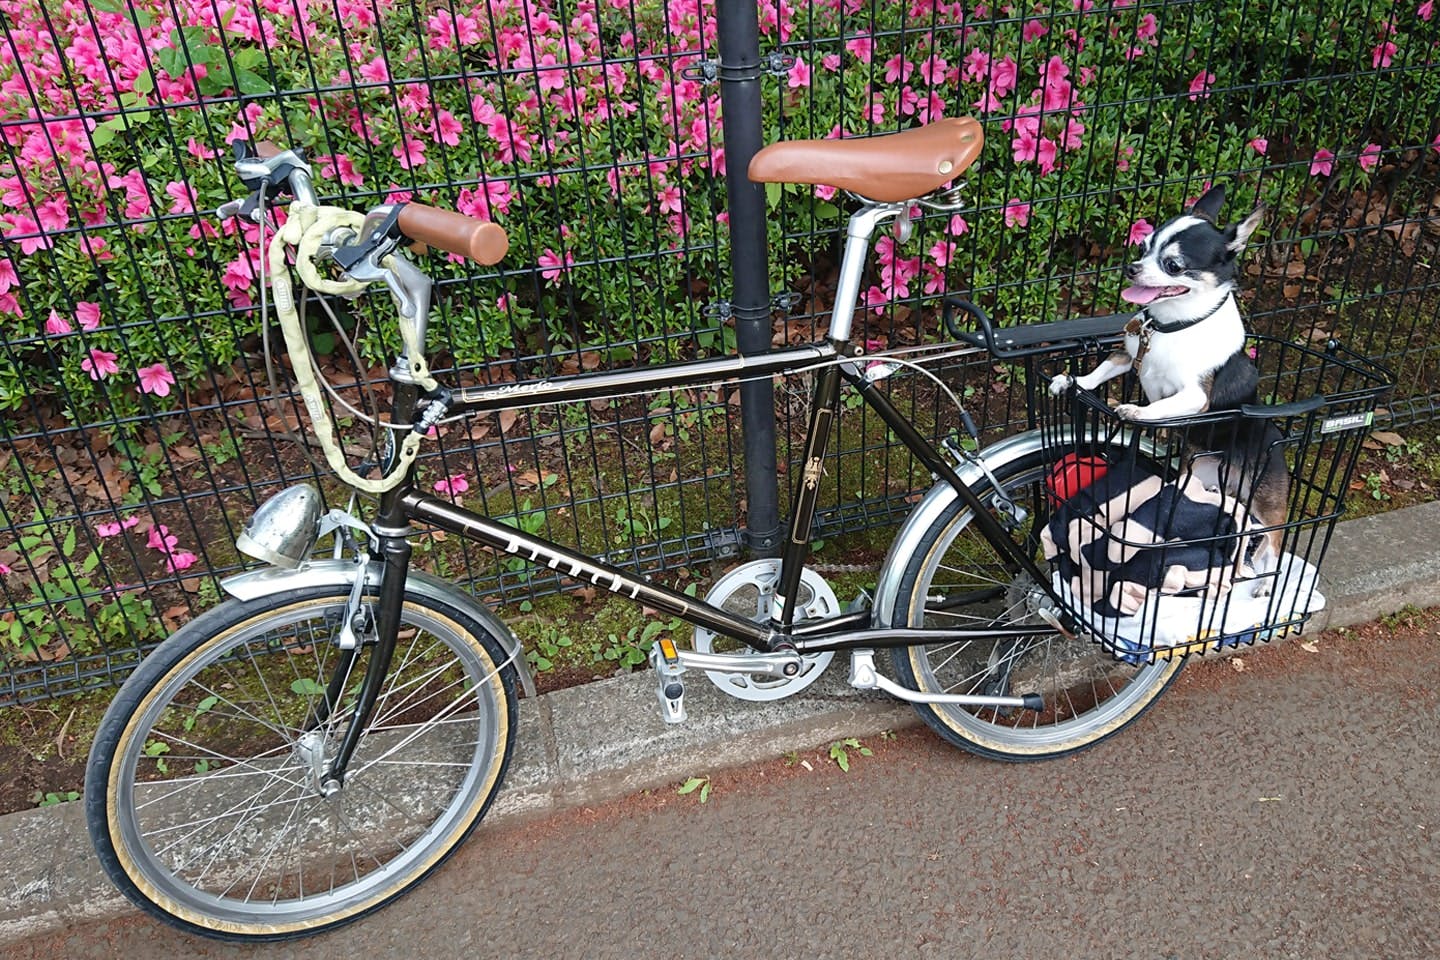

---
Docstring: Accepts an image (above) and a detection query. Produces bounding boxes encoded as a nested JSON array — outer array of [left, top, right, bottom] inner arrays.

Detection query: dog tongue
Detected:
[[1121, 285, 1167, 305]]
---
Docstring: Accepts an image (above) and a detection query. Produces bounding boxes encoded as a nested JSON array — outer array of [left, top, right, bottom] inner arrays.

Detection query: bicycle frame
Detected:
[[316, 198, 1060, 784]]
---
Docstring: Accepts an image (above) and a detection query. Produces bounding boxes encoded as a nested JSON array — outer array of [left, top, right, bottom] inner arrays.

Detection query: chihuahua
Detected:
[[1049, 185, 1286, 583]]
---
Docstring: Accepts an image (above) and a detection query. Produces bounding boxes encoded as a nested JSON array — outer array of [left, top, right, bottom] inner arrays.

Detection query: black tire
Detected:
[[85, 585, 518, 941], [889, 449, 1184, 761]]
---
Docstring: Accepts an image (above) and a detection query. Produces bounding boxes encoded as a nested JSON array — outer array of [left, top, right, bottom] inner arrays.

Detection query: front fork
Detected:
[[313, 387, 423, 793]]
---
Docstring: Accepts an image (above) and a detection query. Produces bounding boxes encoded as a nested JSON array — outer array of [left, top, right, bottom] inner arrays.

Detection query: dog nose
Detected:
[[1124, 262, 1143, 280]]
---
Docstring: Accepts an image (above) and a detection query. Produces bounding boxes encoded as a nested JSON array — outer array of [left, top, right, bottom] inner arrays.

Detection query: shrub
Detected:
[[0, 0, 1435, 428]]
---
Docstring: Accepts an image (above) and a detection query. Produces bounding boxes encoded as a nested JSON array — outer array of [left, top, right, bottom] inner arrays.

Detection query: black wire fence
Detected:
[[0, 0, 1436, 703]]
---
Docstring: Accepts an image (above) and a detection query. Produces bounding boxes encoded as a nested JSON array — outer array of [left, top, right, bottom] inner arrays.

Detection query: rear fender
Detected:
[[870, 430, 1048, 629]]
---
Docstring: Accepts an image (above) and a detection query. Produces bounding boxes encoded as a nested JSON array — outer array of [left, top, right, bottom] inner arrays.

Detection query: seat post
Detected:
[[829, 201, 906, 343]]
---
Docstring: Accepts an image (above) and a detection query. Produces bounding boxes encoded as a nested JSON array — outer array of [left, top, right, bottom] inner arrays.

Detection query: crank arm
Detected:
[[674, 649, 804, 678]]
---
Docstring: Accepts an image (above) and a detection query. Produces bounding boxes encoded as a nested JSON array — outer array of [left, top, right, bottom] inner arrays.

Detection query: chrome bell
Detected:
[[236, 484, 323, 569]]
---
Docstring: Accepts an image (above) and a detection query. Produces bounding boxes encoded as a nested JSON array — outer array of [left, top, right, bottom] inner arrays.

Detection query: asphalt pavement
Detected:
[[1, 498, 1437, 951]]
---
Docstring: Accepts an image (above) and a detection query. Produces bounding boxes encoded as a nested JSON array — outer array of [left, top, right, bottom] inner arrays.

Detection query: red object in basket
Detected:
[[1045, 454, 1108, 504]]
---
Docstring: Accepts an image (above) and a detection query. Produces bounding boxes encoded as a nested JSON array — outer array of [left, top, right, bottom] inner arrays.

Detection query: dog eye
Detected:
[[1162, 256, 1184, 274]]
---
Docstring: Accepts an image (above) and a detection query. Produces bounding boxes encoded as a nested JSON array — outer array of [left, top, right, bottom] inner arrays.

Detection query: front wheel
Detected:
[[889, 449, 1184, 761], [85, 584, 519, 942]]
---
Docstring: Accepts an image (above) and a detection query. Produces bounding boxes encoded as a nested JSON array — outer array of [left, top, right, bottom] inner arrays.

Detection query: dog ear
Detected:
[[1225, 204, 1266, 255], [1189, 185, 1226, 222]]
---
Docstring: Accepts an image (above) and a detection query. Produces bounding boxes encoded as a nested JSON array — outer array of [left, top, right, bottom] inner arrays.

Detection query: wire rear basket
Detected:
[[1038, 334, 1392, 663]]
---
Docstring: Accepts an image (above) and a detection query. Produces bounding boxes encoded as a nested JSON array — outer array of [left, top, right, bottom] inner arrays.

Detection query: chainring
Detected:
[[692, 558, 839, 702]]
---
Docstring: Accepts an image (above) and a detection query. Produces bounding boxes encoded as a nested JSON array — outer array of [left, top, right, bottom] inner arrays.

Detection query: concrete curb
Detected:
[[3, 500, 1436, 945]]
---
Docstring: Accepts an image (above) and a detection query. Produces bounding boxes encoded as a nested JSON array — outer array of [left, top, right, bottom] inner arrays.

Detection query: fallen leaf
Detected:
[[1299, 640, 1319, 653], [1231, 657, 1246, 672], [498, 408, 518, 434], [1370, 430, 1405, 447]]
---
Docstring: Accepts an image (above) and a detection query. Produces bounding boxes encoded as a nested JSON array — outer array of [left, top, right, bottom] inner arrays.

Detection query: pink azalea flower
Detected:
[[845, 37, 874, 64], [1420, 1, 1434, 21], [137, 362, 176, 397], [0, 259, 16, 294], [821, 53, 841, 72], [81, 348, 119, 381], [884, 54, 914, 84], [1004, 200, 1031, 229], [962, 48, 990, 84], [165, 181, 196, 215], [1310, 148, 1336, 177], [45, 310, 71, 335], [393, 139, 427, 170], [1021, 19, 1048, 42], [538, 248, 573, 282], [1129, 218, 1154, 246], [164, 551, 198, 573], [96, 517, 139, 538], [989, 56, 1018, 97], [359, 56, 390, 83], [1358, 143, 1382, 172], [1248, 137, 1269, 155], [433, 473, 471, 496], [75, 302, 101, 330], [1136, 13, 1159, 42], [147, 524, 179, 552], [0, 562, 10, 576], [1187, 70, 1216, 101], [186, 137, 217, 161], [948, 214, 969, 236], [1372, 40, 1398, 69], [928, 239, 957, 267], [433, 110, 463, 146], [787, 58, 811, 88]]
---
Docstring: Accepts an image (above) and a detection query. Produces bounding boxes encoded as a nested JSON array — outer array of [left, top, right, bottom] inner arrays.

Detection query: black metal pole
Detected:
[[715, 0, 780, 556]]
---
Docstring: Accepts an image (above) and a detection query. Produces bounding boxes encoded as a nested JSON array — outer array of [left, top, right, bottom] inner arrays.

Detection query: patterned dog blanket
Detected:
[[1039, 460, 1255, 620]]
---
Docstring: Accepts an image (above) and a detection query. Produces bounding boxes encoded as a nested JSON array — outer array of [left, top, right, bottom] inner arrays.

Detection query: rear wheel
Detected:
[[85, 585, 518, 941], [889, 450, 1184, 760]]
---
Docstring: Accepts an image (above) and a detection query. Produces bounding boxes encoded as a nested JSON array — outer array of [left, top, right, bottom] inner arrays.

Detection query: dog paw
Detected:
[[1048, 374, 1075, 396], [1113, 403, 1142, 420]]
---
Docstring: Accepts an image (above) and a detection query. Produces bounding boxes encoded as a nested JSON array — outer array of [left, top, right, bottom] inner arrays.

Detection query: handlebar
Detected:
[[396, 203, 509, 265], [229, 141, 509, 266]]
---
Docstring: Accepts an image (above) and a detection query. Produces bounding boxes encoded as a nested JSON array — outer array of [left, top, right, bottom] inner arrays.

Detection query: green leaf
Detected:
[[234, 68, 273, 96], [290, 678, 326, 697], [62, 526, 76, 558], [155, 47, 186, 80], [677, 776, 711, 802]]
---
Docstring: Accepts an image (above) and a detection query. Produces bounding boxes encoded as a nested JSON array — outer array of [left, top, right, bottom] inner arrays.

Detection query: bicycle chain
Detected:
[[808, 561, 880, 575]]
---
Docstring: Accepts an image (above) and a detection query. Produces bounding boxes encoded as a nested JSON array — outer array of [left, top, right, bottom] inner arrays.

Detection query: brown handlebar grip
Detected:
[[253, 141, 284, 159], [396, 203, 509, 265]]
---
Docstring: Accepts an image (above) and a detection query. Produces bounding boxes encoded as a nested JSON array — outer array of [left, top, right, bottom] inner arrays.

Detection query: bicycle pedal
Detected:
[[651, 636, 687, 725]]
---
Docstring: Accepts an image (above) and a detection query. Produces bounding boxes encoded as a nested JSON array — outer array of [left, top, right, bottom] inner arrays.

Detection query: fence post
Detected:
[[714, 0, 781, 557]]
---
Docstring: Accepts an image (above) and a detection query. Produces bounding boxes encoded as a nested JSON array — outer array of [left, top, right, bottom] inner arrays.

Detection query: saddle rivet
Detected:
[[938, 160, 953, 175]]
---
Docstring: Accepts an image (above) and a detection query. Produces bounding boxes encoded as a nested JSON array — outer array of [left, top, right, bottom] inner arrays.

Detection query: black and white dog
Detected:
[[1049, 185, 1287, 580]]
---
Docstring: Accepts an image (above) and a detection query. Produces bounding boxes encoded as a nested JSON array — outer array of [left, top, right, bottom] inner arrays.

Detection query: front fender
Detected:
[[870, 430, 1050, 629], [222, 559, 537, 698]]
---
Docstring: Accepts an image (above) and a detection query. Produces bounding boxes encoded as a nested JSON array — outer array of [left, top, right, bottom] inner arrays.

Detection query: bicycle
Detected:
[[83, 116, 1390, 941]]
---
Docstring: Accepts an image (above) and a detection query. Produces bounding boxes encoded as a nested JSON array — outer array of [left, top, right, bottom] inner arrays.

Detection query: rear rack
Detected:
[[943, 297, 1127, 359]]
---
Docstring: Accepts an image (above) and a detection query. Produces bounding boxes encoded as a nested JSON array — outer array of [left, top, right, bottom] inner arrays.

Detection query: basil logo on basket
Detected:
[[1320, 411, 1374, 435]]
